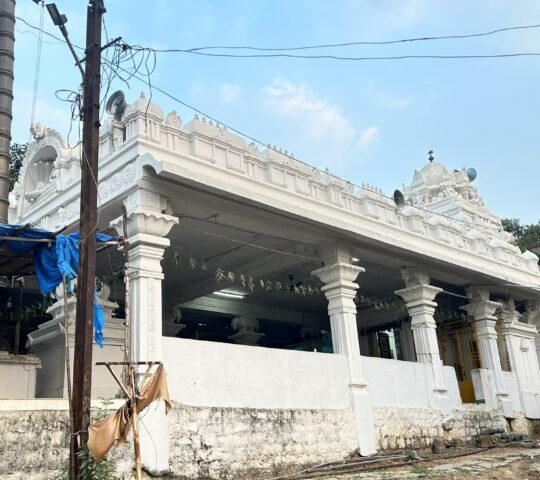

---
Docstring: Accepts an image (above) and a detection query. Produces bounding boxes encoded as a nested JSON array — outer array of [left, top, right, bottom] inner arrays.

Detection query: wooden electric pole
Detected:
[[70, 0, 105, 477]]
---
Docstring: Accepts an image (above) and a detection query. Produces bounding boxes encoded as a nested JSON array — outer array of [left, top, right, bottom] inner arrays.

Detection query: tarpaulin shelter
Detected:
[[0, 224, 116, 346]]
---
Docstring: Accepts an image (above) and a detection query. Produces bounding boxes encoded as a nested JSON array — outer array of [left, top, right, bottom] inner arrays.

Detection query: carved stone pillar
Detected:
[[499, 298, 540, 418], [312, 246, 376, 455], [461, 287, 512, 416], [522, 299, 540, 365], [110, 189, 178, 475], [461, 287, 503, 372], [111, 191, 178, 363], [395, 267, 447, 395]]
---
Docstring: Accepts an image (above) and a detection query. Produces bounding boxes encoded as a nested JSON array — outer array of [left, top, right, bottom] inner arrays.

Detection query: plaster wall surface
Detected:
[[471, 369, 523, 416], [363, 356, 462, 410], [162, 336, 350, 409], [27, 320, 125, 399], [26, 289, 125, 399], [0, 353, 40, 399], [502, 324, 540, 418]]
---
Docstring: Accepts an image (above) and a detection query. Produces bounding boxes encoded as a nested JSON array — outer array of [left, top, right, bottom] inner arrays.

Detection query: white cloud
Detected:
[[219, 83, 242, 104], [376, 92, 413, 109], [263, 78, 356, 144], [262, 78, 378, 164], [357, 126, 379, 147]]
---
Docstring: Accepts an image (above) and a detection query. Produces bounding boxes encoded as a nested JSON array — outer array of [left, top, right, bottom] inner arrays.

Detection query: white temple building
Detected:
[[4, 92, 540, 478]]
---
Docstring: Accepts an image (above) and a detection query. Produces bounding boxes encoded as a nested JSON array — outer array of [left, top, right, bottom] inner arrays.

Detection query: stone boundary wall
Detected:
[[1, 409, 70, 479], [373, 405, 527, 452], [167, 405, 357, 479], [2, 402, 536, 479], [0, 403, 357, 480], [0, 409, 134, 480]]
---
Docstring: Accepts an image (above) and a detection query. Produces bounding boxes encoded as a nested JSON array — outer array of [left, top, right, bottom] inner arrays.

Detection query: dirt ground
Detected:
[[323, 447, 540, 480], [433, 457, 540, 479]]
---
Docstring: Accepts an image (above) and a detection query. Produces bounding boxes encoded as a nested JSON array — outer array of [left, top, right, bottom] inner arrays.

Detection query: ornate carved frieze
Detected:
[[165, 110, 182, 129], [96, 100, 538, 272], [62, 162, 137, 223], [15, 99, 540, 282]]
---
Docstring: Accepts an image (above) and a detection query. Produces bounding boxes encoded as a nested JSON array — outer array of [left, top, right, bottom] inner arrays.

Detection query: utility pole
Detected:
[[0, 0, 16, 223], [70, 0, 104, 477]]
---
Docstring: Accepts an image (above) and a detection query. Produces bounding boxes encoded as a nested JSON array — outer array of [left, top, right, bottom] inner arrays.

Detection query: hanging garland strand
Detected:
[[169, 248, 404, 311], [354, 294, 407, 312]]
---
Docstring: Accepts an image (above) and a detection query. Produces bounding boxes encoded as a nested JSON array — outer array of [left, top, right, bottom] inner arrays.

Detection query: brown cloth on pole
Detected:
[[87, 364, 172, 460]]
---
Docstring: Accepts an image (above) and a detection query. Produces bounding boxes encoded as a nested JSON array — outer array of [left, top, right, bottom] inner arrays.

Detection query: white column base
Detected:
[[139, 401, 170, 475], [351, 385, 377, 455], [471, 369, 515, 418], [536, 335, 540, 368]]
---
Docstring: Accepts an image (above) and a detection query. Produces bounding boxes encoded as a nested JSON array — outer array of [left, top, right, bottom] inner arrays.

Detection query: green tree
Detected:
[[9, 142, 27, 191], [502, 218, 540, 252]]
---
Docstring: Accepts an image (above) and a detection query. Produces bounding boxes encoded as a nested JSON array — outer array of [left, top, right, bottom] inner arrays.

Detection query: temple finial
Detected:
[[428, 150, 434, 162]]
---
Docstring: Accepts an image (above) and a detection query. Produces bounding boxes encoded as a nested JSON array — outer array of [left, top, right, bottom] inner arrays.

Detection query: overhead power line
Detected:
[[183, 23, 540, 52], [152, 50, 540, 61], [29, 3, 45, 133], [15, 15, 509, 232], [17, 16, 540, 62], [101, 57, 503, 233]]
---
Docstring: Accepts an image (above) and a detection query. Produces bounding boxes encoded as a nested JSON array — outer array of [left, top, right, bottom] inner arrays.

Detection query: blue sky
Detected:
[[12, 0, 540, 223]]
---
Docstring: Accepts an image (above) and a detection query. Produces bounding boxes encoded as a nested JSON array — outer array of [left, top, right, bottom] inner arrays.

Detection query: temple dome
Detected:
[[410, 161, 457, 188], [403, 154, 502, 235]]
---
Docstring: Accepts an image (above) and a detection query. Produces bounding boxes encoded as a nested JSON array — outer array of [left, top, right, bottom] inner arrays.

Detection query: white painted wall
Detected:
[[27, 317, 125, 399], [0, 354, 40, 399], [363, 356, 462, 410], [162, 337, 465, 412], [502, 322, 540, 418], [162, 337, 350, 409], [471, 369, 523, 417]]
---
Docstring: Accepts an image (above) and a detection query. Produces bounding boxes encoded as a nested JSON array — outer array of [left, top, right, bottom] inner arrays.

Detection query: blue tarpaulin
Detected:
[[0, 224, 115, 347]]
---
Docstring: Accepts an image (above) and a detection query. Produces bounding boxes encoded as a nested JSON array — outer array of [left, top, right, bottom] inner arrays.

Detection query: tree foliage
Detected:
[[502, 218, 540, 252], [9, 142, 27, 191]]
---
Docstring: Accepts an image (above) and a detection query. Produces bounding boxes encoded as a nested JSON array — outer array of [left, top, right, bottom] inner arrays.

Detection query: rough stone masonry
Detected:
[[0, 403, 534, 479]]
